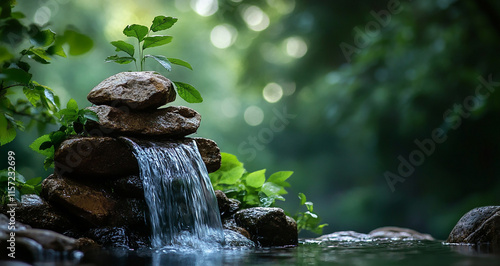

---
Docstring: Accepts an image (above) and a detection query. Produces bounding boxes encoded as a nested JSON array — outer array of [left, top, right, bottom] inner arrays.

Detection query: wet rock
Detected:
[[215, 190, 240, 219], [369, 226, 434, 240], [86, 227, 129, 249], [86, 226, 149, 249], [87, 71, 176, 110], [16, 229, 77, 251], [41, 175, 116, 226], [54, 136, 221, 177], [223, 229, 255, 248], [223, 219, 251, 240], [0, 214, 80, 262], [316, 227, 434, 242], [108, 175, 144, 199], [54, 136, 138, 178], [193, 138, 221, 172], [74, 237, 101, 253], [5, 194, 74, 233], [234, 207, 298, 247], [86, 105, 201, 137], [41, 175, 147, 228], [447, 206, 500, 246]]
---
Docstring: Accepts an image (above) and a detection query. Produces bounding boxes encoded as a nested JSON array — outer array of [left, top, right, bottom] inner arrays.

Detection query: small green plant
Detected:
[[209, 152, 328, 234], [294, 193, 328, 234], [30, 98, 98, 169], [106, 15, 202, 104], [0, 170, 42, 204]]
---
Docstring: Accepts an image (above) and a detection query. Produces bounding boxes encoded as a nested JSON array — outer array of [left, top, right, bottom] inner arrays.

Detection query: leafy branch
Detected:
[[106, 15, 203, 103], [209, 153, 328, 234]]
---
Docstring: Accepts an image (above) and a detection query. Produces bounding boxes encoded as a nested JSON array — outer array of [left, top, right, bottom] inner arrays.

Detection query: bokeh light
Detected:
[[244, 106, 264, 126], [241, 5, 270, 32], [262, 83, 283, 103], [191, 0, 218, 17], [210, 24, 238, 49]]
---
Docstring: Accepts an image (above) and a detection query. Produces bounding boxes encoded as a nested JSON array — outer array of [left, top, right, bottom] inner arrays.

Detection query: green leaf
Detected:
[[43, 87, 58, 111], [49, 131, 66, 148], [25, 177, 43, 186], [30, 29, 56, 47], [46, 44, 67, 57], [144, 54, 171, 71], [298, 192, 307, 205], [245, 169, 266, 188], [174, 81, 203, 103], [23, 87, 41, 106], [80, 109, 99, 122], [142, 35, 173, 49], [63, 29, 94, 56], [111, 40, 135, 57], [2, 68, 32, 84], [151, 16, 178, 32], [0, 114, 16, 146], [105, 55, 135, 64], [29, 134, 54, 157], [210, 153, 245, 185], [261, 182, 282, 197], [39, 141, 53, 150], [167, 58, 193, 70], [30, 48, 52, 61], [43, 157, 54, 170], [123, 24, 149, 42], [268, 171, 293, 184], [66, 98, 78, 110], [0, 47, 13, 63], [305, 201, 314, 212]]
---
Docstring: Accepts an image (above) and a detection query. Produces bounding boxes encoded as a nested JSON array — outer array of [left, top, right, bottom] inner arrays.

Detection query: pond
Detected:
[[71, 239, 500, 266]]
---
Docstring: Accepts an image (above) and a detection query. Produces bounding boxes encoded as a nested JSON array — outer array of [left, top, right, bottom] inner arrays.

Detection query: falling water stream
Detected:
[[122, 138, 225, 249]]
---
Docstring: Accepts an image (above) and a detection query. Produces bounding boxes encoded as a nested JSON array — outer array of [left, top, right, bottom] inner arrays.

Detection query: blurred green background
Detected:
[[3, 0, 500, 239]]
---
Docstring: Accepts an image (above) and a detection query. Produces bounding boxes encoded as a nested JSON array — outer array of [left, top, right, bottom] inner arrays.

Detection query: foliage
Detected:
[[0, 170, 42, 204], [0, 1, 93, 146], [30, 99, 99, 169], [209, 152, 327, 234], [0, 2, 94, 200], [294, 193, 328, 234], [106, 15, 203, 103]]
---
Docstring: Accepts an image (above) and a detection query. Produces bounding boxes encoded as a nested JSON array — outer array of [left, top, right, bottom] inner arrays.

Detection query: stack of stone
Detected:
[[1, 71, 298, 255], [24, 71, 222, 249]]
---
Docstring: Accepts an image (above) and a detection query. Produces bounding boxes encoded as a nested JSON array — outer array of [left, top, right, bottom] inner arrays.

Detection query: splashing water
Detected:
[[123, 138, 225, 249]]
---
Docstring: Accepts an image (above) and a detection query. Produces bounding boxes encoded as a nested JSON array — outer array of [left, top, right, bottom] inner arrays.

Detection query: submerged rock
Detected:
[[234, 207, 298, 247], [54, 136, 221, 177], [316, 227, 434, 242], [86, 105, 200, 137], [87, 71, 176, 110], [369, 227, 434, 240], [447, 206, 500, 246]]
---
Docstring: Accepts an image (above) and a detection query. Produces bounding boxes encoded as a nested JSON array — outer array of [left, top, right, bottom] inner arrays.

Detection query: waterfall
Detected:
[[123, 138, 225, 249]]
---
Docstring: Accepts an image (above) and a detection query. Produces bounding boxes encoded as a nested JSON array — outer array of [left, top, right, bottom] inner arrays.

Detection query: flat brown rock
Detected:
[[54, 136, 138, 178], [85, 105, 200, 137], [55, 136, 221, 178], [87, 71, 176, 110], [41, 175, 116, 226]]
